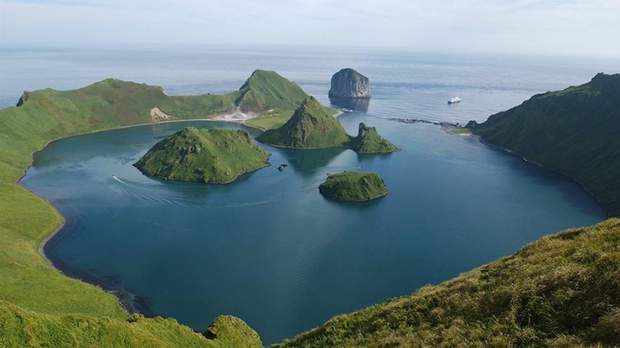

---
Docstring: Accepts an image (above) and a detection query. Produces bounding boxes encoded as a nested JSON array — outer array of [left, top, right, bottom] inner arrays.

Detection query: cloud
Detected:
[[0, 0, 618, 58], [1, 0, 103, 7]]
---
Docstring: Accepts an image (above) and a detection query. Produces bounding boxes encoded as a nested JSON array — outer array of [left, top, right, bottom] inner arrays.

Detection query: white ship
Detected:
[[448, 96, 461, 104]]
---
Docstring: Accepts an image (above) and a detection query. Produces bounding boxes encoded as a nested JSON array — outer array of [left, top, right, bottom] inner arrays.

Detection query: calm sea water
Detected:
[[13, 46, 615, 344]]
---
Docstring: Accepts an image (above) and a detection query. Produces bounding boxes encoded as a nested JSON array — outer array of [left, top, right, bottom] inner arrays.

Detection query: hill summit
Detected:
[[235, 70, 308, 112], [256, 96, 351, 148]]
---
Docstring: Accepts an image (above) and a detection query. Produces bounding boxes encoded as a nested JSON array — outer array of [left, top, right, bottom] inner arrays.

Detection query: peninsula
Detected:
[[467, 73, 620, 216], [134, 128, 270, 184], [319, 171, 388, 202]]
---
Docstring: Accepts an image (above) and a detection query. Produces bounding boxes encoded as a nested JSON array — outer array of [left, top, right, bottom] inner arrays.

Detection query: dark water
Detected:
[[15, 47, 612, 344]]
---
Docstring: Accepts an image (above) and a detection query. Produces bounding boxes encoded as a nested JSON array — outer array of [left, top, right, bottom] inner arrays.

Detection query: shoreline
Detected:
[[20, 113, 258, 316], [18, 105, 608, 332], [20, 105, 345, 317]]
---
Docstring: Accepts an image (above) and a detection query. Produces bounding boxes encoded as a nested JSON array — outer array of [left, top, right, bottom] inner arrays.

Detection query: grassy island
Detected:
[[350, 122, 398, 154], [135, 128, 270, 184], [468, 73, 620, 217], [319, 171, 388, 202], [257, 97, 396, 153], [257, 96, 351, 148]]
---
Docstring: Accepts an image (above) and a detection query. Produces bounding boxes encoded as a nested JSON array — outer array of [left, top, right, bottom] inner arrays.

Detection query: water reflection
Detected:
[[329, 97, 370, 112]]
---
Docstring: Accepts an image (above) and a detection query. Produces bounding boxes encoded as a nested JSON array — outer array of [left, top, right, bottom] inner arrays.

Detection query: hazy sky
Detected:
[[1, 0, 619, 58]]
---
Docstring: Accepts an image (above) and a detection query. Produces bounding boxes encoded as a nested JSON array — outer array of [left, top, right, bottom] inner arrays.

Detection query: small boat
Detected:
[[277, 163, 289, 171], [448, 97, 461, 104]]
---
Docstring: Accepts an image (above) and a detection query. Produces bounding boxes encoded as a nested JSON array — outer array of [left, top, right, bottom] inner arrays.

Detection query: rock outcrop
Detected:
[[329, 68, 371, 99], [350, 122, 398, 154]]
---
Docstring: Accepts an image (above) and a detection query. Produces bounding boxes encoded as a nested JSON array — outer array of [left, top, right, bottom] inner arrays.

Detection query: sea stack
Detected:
[[329, 68, 371, 111], [329, 68, 371, 99]]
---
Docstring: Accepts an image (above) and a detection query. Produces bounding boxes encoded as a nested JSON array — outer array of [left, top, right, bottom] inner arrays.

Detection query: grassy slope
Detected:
[[278, 219, 620, 347], [135, 128, 270, 184], [257, 97, 351, 148], [236, 70, 308, 112], [468, 73, 620, 216], [0, 72, 315, 346], [318, 171, 388, 202]]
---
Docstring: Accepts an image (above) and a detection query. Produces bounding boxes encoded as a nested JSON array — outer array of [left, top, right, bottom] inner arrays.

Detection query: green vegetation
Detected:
[[244, 108, 295, 130], [0, 71, 313, 346], [349, 122, 398, 154], [0, 301, 261, 348], [319, 171, 388, 202], [235, 70, 308, 112], [257, 97, 351, 148], [277, 218, 620, 347], [468, 73, 620, 216], [135, 128, 270, 184], [257, 97, 396, 154]]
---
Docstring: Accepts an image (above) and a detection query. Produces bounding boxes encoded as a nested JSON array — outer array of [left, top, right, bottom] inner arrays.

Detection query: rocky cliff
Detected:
[[328, 68, 371, 99]]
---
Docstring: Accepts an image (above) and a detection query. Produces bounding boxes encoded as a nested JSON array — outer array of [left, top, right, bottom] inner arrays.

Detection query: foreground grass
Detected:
[[277, 219, 620, 347], [0, 301, 261, 348]]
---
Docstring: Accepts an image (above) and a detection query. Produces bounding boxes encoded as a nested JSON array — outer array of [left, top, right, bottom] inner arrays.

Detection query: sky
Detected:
[[1, 0, 619, 58]]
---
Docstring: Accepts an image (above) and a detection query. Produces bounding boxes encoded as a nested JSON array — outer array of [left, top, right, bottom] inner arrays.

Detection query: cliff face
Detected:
[[329, 68, 371, 99]]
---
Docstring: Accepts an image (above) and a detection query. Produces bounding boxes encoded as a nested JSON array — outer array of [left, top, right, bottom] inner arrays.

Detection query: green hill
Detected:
[[257, 97, 351, 148], [277, 218, 620, 347], [319, 171, 388, 202], [257, 97, 396, 153], [467, 73, 620, 216], [235, 70, 308, 112], [350, 122, 398, 154], [135, 128, 270, 184]]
